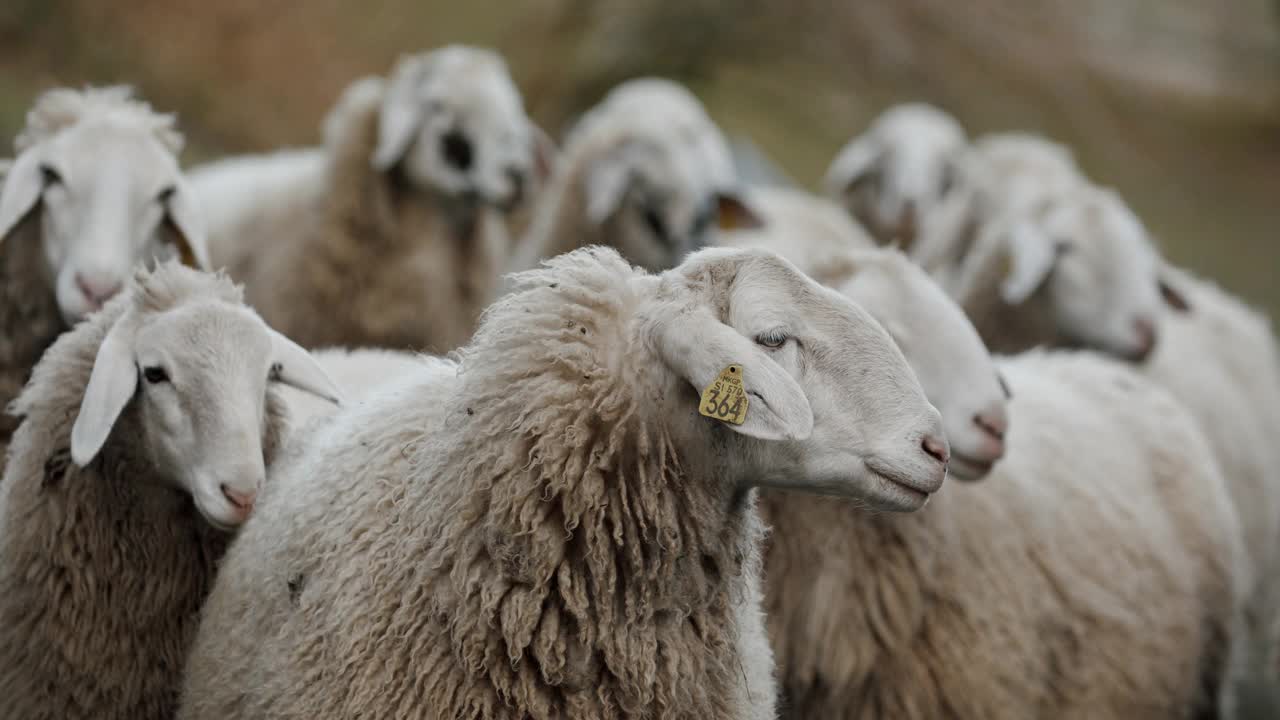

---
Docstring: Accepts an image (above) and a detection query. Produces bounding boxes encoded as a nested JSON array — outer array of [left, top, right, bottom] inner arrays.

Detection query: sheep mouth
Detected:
[[948, 452, 997, 481], [866, 457, 942, 497]]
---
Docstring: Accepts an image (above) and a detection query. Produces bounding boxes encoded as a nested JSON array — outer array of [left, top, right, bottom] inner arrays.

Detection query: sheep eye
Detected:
[[156, 186, 176, 204], [142, 366, 170, 384], [39, 164, 63, 186], [441, 130, 473, 171], [938, 161, 956, 197], [641, 206, 668, 243], [997, 373, 1013, 400], [756, 329, 788, 349]]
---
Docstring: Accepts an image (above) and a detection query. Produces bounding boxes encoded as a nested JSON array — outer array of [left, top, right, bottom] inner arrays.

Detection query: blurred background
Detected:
[[0, 0, 1276, 314]]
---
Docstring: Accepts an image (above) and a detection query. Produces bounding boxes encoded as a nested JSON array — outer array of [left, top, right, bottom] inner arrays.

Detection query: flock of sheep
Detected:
[[0, 42, 1275, 720]]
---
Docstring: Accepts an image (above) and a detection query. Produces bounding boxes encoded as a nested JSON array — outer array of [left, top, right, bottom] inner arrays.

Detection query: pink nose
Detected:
[[75, 273, 122, 309], [220, 484, 257, 515], [921, 435, 950, 465], [1131, 317, 1157, 362]]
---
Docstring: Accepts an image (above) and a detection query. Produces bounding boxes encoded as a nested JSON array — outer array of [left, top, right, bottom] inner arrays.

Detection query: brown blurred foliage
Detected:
[[0, 0, 1277, 317]]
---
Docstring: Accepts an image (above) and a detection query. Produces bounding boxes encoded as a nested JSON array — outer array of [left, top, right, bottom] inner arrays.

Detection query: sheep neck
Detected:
[[758, 489, 946, 717]]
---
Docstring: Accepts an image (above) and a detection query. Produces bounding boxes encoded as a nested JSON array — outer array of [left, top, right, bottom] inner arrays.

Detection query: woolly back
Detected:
[[423, 246, 758, 717]]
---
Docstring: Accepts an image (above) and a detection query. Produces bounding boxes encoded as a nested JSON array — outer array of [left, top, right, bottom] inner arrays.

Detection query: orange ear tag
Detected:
[[699, 365, 749, 425]]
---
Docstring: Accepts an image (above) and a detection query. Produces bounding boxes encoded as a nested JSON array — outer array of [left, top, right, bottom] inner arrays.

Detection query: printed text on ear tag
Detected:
[[700, 365, 749, 425]]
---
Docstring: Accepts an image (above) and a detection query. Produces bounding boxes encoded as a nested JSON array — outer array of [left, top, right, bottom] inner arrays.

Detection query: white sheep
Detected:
[[0, 262, 340, 720], [190, 46, 555, 353], [1144, 266, 1280, 686], [0, 85, 210, 453], [510, 77, 757, 276], [178, 245, 950, 720], [933, 182, 1172, 359], [822, 102, 968, 251], [764, 349, 1249, 719], [717, 186, 1009, 479]]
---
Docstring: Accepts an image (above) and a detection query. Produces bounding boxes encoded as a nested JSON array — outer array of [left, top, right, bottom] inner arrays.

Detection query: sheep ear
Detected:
[[715, 192, 765, 231], [999, 222, 1057, 305], [71, 317, 140, 467], [652, 306, 812, 441], [267, 328, 344, 406], [372, 96, 423, 171], [160, 178, 211, 270], [0, 151, 44, 246], [824, 139, 881, 198], [1158, 274, 1192, 314], [585, 151, 638, 225], [530, 123, 558, 185]]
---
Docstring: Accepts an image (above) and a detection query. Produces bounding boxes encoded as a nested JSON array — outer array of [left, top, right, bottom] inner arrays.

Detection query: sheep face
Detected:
[[836, 252, 1008, 481], [68, 270, 341, 530], [585, 138, 728, 272], [0, 116, 208, 325], [994, 187, 1168, 362], [825, 103, 967, 248], [647, 248, 949, 512], [373, 47, 540, 211]]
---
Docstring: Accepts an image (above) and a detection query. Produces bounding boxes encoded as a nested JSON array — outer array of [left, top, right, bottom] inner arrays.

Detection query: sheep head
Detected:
[[0, 86, 210, 326], [824, 102, 968, 249], [69, 263, 342, 531], [975, 184, 1181, 362], [638, 247, 949, 511], [370, 45, 551, 213]]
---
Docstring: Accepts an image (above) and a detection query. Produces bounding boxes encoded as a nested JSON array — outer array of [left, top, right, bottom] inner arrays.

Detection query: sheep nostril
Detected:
[[1132, 317, 1157, 361], [973, 412, 1006, 441], [220, 484, 257, 512], [921, 435, 950, 465]]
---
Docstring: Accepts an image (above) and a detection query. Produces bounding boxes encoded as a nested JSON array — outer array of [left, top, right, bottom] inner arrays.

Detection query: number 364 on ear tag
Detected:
[[700, 365, 749, 425]]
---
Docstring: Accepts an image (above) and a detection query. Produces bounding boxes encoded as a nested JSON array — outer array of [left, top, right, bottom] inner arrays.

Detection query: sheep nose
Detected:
[[973, 409, 1007, 442], [220, 484, 257, 515], [75, 273, 122, 309], [921, 434, 950, 465], [1131, 316, 1157, 362]]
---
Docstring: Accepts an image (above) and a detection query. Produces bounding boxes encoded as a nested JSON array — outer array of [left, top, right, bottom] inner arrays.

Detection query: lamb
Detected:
[[178, 245, 950, 720], [0, 85, 209, 454], [0, 262, 341, 720], [510, 77, 756, 276], [1144, 266, 1280, 687], [717, 186, 1008, 480], [191, 46, 555, 353], [822, 103, 969, 251], [764, 349, 1249, 719]]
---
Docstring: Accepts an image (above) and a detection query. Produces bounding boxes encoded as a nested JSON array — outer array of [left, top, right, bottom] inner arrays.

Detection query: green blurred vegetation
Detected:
[[0, 0, 1277, 318]]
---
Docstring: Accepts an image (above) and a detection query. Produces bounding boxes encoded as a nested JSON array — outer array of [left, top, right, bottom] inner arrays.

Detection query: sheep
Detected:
[[191, 46, 555, 353], [1144, 266, 1280, 686], [764, 349, 1249, 719], [0, 261, 341, 720], [717, 186, 1009, 480], [510, 77, 756, 276], [0, 85, 209, 455], [822, 102, 968, 251], [178, 245, 950, 720], [931, 182, 1173, 360]]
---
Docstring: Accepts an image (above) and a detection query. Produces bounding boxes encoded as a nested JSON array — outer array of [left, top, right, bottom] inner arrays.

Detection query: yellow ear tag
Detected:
[[699, 365, 749, 425]]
